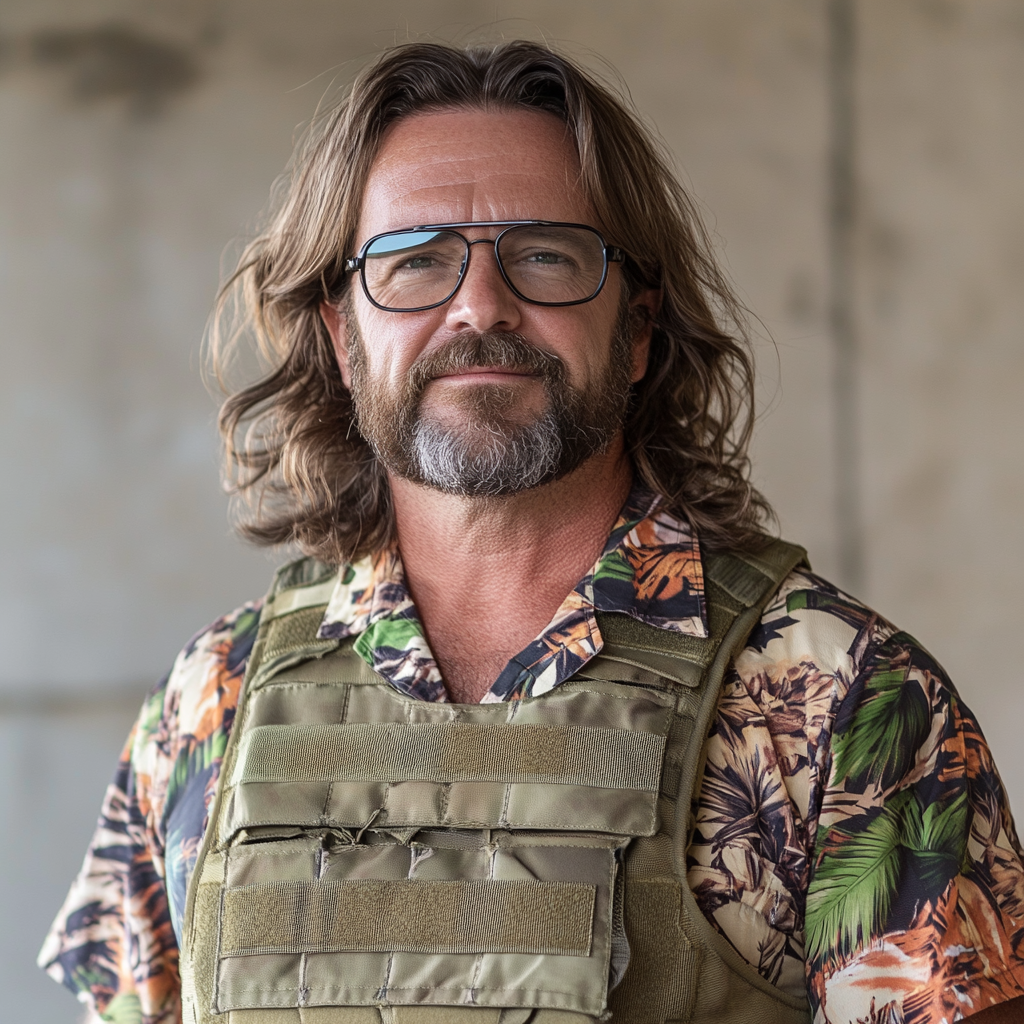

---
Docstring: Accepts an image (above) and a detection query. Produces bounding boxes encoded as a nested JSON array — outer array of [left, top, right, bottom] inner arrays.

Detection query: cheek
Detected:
[[354, 304, 437, 383], [547, 305, 621, 385]]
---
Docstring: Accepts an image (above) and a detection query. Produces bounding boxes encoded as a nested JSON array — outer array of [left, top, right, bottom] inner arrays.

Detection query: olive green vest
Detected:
[[181, 542, 812, 1024]]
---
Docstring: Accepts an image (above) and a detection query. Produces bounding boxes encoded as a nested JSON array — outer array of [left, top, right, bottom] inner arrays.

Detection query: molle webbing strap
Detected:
[[706, 545, 806, 602], [233, 721, 665, 791], [242, 558, 342, 681], [220, 878, 596, 957], [598, 542, 808, 663]]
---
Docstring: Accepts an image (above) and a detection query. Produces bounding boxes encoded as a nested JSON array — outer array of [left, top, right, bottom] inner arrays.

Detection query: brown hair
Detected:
[[212, 40, 774, 562]]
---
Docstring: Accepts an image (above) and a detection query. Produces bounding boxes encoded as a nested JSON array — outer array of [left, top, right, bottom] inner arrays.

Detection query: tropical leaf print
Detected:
[[831, 637, 932, 791], [102, 992, 144, 1024], [786, 587, 875, 634], [807, 787, 967, 965], [591, 545, 634, 586], [38, 603, 257, 1023]]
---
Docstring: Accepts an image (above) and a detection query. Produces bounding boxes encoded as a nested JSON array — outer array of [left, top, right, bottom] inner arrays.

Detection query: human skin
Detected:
[[321, 106, 658, 703]]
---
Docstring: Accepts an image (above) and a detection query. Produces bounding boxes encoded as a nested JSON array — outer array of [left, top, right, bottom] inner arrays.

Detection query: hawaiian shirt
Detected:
[[315, 488, 705, 703], [38, 488, 1024, 1024]]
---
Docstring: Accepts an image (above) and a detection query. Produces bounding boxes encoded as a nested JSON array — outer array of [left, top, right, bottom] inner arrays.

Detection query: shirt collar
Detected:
[[317, 485, 708, 702]]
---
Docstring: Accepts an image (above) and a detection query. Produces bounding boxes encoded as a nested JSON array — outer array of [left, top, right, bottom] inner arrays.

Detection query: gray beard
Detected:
[[346, 308, 635, 497], [410, 402, 565, 495]]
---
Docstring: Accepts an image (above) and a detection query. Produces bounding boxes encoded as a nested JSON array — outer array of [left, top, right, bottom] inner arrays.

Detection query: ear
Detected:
[[627, 287, 661, 383], [320, 300, 352, 388]]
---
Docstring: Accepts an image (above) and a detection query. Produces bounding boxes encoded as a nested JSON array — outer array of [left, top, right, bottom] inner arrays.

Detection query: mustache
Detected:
[[408, 331, 564, 391]]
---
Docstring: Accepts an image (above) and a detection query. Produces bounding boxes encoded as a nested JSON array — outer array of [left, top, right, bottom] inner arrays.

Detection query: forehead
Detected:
[[356, 107, 594, 239]]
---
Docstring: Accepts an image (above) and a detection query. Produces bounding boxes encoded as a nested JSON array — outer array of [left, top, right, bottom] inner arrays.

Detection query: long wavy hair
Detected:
[[212, 40, 775, 563]]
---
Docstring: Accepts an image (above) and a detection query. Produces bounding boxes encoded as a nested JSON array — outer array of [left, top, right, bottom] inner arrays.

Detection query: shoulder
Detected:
[[748, 565, 963, 789], [37, 600, 266, 1017], [748, 571, 1024, 1019], [137, 600, 263, 759], [124, 599, 263, 843], [716, 563, 968, 846], [132, 554, 338, 821], [730, 564, 943, 746], [739, 565, 894, 687], [136, 552, 339, 795], [700, 562, 884, 845], [733, 563, 977, 791], [723, 566, 893, 772]]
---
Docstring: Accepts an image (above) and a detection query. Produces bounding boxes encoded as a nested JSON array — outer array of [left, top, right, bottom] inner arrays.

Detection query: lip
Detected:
[[431, 367, 540, 383]]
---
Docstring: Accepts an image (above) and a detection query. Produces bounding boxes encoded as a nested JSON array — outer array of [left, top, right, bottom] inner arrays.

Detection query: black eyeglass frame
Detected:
[[344, 220, 627, 313]]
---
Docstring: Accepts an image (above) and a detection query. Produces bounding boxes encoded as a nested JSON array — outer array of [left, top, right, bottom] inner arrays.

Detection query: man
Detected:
[[40, 41, 1024, 1024]]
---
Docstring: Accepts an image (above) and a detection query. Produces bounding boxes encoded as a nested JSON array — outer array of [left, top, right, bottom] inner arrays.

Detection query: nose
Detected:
[[444, 239, 523, 333]]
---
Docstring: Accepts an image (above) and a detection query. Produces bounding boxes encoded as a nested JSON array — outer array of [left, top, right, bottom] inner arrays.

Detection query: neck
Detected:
[[389, 439, 634, 703]]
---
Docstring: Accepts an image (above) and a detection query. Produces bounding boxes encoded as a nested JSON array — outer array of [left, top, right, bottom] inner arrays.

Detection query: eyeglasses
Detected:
[[344, 220, 626, 313]]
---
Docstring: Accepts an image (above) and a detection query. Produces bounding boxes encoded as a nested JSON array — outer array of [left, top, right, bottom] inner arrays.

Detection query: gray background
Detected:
[[2, 2, 1022, 1020]]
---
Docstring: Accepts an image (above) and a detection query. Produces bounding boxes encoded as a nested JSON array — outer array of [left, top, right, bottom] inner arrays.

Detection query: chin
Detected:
[[419, 398, 548, 436]]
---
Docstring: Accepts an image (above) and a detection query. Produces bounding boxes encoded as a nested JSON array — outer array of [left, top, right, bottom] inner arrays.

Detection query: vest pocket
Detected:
[[224, 706, 670, 840], [214, 830, 626, 1017], [211, 682, 674, 1018]]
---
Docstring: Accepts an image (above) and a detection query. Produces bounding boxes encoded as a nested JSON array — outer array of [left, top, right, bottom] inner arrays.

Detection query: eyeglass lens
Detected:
[[362, 225, 608, 310]]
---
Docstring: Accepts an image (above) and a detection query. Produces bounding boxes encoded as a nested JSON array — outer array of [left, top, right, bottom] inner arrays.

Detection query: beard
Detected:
[[346, 302, 636, 497]]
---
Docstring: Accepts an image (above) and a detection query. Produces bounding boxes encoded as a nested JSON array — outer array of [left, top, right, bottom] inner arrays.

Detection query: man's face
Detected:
[[328, 107, 653, 496]]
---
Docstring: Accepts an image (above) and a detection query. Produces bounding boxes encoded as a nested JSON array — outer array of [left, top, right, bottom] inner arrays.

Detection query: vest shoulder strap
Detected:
[[596, 537, 808, 678], [263, 555, 337, 620], [244, 555, 340, 687], [600, 538, 811, 1023]]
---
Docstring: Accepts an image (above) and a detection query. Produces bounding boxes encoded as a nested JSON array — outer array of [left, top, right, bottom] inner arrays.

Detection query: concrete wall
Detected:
[[1, 2, 1021, 1019]]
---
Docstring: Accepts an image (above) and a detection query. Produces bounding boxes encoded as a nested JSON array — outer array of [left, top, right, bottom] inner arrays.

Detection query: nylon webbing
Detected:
[[235, 722, 665, 791], [220, 878, 595, 957]]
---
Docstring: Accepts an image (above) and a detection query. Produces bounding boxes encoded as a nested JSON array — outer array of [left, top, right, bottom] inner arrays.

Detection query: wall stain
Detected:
[[25, 23, 201, 116]]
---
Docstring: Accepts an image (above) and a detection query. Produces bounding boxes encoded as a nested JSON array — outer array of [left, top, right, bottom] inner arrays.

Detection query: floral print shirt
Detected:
[[38, 488, 1024, 1023]]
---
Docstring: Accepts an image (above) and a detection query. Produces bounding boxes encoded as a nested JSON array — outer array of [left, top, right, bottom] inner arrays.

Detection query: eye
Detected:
[[402, 255, 437, 269], [390, 250, 459, 274], [523, 249, 569, 265]]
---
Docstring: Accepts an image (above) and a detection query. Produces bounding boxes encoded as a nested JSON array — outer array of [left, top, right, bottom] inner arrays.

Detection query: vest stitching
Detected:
[[375, 950, 396, 1004], [497, 703, 520, 828], [498, 778, 512, 829], [319, 780, 335, 824], [297, 950, 310, 1007], [464, 843, 497, 1005]]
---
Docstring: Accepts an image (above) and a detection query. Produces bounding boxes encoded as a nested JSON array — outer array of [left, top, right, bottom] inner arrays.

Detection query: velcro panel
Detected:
[[221, 878, 595, 957], [702, 553, 774, 608], [261, 607, 335, 660], [606, 879, 698, 1023], [216, 838, 618, 1016], [232, 722, 664, 791]]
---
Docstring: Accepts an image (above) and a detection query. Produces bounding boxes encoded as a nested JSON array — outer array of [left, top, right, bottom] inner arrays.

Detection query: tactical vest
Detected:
[[180, 541, 812, 1024]]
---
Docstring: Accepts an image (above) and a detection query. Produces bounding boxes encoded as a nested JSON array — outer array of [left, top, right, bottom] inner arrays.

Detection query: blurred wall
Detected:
[[1, 1, 1022, 1020]]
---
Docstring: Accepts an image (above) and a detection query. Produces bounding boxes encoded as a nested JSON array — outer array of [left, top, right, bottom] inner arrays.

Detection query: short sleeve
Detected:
[[807, 621, 1024, 1021], [36, 683, 182, 1024], [37, 601, 259, 1024]]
